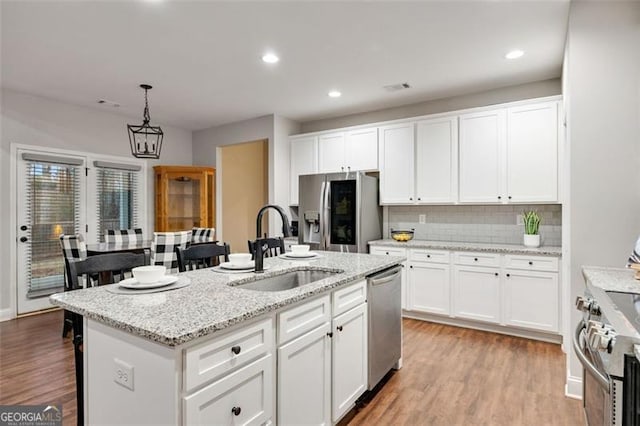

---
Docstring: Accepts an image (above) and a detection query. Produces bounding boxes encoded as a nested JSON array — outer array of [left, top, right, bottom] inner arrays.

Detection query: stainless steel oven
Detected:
[[575, 291, 640, 426]]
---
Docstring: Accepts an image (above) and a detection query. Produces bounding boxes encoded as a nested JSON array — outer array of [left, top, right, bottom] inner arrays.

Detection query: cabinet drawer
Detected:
[[454, 251, 500, 267], [278, 295, 331, 345], [503, 255, 559, 272], [369, 246, 406, 257], [333, 280, 367, 317], [184, 317, 273, 393], [410, 249, 450, 264], [183, 355, 273, 425]]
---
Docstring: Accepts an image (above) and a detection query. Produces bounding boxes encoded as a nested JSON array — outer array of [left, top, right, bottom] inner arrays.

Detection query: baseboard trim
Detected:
[[402, 311, 563, 344], [565, 375, 583, 400], [0, 308, 16, 322]]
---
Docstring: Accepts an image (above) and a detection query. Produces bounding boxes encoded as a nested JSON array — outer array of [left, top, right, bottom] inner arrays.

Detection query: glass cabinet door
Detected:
[[166, 173, 203, 231]]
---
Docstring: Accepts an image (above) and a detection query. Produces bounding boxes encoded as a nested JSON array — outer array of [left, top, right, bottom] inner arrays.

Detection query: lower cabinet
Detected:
[[332, 303, 368, 422], [408, 263, 450, 315], [503, 269, 559, 332], [183, 355, 273, 425], [452, 265, 501, 324], [278, 322, 332, 425]]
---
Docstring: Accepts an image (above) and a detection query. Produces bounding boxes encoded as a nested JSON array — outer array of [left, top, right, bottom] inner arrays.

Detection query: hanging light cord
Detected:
[[143, 88, 151, 124]]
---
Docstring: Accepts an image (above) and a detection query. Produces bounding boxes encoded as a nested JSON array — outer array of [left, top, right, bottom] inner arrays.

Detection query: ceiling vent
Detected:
[[383, 82, 411, 92], [97, 99, 120, 107]]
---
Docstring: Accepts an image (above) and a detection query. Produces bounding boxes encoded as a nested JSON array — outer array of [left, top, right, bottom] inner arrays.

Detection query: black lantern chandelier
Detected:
[[127, 84, 163, 159]]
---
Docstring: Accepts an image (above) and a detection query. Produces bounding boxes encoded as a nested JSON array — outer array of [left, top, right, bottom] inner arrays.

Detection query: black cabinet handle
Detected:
[[498, 196, 502, 200], [494, 272, 498, 276], [506, 273, 511, 277], [231, 345, 241, 355], [427, 254, 431, 258], [20, 225, 27, 231], [528, 261, 533, 265], [409, 265, 413, 269], [20, 236, 28, 243], [409, 197, 413, 201], [337, 325, 343, 332], [385, 252, 389, 255], [474, 258, 478, 262], [231, 407, 241, 416], [417, 197, 421, 201], [327, 332, 333, 338], [508, 196, 512, 200]]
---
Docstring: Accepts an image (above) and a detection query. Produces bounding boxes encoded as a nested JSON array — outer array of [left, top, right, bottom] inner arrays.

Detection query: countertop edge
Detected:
[[368, 239, 562, 257]]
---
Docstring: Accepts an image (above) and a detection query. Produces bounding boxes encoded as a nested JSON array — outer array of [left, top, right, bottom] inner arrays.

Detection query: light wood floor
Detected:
[[0, 311, 583, 426]]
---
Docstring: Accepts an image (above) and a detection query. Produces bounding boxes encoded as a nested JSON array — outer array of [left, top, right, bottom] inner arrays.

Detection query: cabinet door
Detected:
[[503, 270, 558, 332], [183, 355, 273, 426], [345, 128, 378, 171], [506, 102, 559, 202], [318, 132, 345, 173], [459, 110, 506, 203], [278, 323, 331, 425], [408, 263, 451, 315], [453, 265, 500, 323], [290, 136, 318, 205], [332, 303, 368, 422], [379, 123, 415, 204], [416, 117, 458, 203]]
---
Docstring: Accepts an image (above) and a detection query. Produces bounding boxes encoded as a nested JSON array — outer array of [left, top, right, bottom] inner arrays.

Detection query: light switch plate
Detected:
[[114, 358, 134, 391], [418, 214, 426, 224], [516, 214, 524, 225]]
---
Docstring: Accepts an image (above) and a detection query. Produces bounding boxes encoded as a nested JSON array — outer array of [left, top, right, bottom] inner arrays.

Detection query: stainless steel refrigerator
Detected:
[[298, 171, 381, 253]]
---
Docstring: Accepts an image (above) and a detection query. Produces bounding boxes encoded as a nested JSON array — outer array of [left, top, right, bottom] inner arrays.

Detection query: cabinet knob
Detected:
[[20, 225, 27, 231], [528, 261, 533, 265], [347, 166, 351, 171], [410, 265, 413, 269], [231, 345, 241, 355], [498, 196, 502, 200], [231, 407, 241, 416], [385, 252, 389, 255], [341, 166, 345, 171], [409, 197, 413, 201], [506, 273, 511, 277], [494, 272, 498, 276], [20, 236, 28, 243], [327, 332, 333, 338], [474, 258, 478, 262], [427, 254, 431, 258], [508, 196, 512, 200], [417, 197, 421, 201], [337, 325, 343, 332]]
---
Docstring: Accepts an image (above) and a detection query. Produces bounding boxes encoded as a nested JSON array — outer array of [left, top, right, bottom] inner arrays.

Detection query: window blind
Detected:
[[96, 167, 140, 242], [24, 161, 81, 298]]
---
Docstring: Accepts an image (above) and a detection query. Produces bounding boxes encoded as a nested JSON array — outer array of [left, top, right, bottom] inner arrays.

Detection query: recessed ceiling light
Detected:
[[505, 49, 524, 59], [262, 53, 279, 64], [328, 90, 342, 98]]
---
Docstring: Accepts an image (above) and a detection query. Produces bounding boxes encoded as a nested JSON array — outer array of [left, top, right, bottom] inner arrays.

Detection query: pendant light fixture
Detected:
[[127, 84, 163, 159]]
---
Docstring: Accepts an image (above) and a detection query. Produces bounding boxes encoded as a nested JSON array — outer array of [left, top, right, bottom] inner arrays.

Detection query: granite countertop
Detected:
[[582, 266, 640, 293], [50, 252, 402, 347], [368, 239, 562, 257]]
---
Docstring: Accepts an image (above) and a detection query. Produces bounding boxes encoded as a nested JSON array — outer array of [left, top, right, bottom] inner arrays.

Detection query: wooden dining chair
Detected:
[[248, 237, 285, 260], [176, 242, 230, 272], [66, 250, 150, 426]]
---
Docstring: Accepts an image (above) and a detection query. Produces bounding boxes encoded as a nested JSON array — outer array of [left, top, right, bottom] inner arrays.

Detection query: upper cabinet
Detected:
[[290, 136, 318, 206], [416, 117, 458, 203], [459, 101, 559, 204], [318, 128, 378, 173], [379, 123, 415, 204]]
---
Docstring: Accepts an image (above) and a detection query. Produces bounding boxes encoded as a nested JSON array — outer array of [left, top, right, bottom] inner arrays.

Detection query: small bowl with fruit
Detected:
[[390, 229, 415, 242]]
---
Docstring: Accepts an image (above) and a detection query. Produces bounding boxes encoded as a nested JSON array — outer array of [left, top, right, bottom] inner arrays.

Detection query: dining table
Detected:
[[86, 240, 153, 256]]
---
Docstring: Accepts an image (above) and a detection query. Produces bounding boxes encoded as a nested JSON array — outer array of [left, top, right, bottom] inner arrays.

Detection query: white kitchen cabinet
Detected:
[[183, 355, 273, 426], [290, 136, 318, 205], [459, 109, 506, 203], [453, 265, 501, 324], [415, 117, 458, 203], [318, 128, 378, 174], [318, 132, 345, 173], [506, 102, 559, 202], [379, 123, 415, 204], [332, 303, 368, 422], [408, 262, 451, 316], [278, 322, 331, 425], [503, 269, 559, 332], [369, 246, 407, 309]]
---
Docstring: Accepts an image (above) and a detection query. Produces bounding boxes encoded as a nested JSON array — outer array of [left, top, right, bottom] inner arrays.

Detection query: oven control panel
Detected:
[[576, 296, 601, 316], [586, 319, 616, 353]]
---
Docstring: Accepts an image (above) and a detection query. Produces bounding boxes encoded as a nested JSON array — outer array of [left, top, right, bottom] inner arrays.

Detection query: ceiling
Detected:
[[1, 1, 570, 131]]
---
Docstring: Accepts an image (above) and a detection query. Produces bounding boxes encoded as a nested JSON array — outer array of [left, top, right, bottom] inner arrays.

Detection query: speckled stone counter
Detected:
[[50, 251, 402, 347], [583, 266, 640, 294], [369, 239, 562, 257]]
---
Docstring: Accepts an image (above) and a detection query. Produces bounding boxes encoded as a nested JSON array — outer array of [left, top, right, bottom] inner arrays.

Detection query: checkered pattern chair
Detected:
[[150, 231, 191, 274], [191, 227, 216, 243], [104, 228, 143, 244], [59, 234, 87, 338]]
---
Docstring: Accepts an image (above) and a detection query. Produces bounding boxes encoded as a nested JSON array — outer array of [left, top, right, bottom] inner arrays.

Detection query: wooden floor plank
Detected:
[[0, 312, 583, 425]]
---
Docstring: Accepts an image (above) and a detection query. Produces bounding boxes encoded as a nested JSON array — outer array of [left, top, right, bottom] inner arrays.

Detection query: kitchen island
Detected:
[[50, 251, 403, 425]]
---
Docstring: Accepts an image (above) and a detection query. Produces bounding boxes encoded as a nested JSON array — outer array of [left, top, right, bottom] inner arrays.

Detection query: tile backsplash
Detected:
[[385, 204, 562, 246]]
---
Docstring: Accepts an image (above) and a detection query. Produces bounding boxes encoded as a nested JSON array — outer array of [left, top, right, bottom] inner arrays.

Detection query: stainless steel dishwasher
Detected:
[[367, 265, 402, 390]]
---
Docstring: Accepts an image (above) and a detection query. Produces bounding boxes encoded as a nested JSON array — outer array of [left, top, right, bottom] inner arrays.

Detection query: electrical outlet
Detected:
[[419, 214, 426, 224], [114, 358, 134, 391], [516, 214, 524, 225]]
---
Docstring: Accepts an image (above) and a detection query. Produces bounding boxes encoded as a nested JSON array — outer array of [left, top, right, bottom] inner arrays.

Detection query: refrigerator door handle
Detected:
[[318, 180, 326, 250], [323, 179, 331, 250]]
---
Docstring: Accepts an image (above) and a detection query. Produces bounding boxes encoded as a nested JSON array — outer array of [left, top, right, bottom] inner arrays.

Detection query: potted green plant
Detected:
[[523, 210, 541, 247]]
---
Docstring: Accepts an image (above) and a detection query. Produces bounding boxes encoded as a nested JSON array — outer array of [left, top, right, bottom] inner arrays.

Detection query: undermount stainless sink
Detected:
[[232, 269, 340, 292]]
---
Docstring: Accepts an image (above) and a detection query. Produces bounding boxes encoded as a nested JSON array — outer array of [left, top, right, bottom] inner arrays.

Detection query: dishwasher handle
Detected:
[[368, 266, 402, 286]]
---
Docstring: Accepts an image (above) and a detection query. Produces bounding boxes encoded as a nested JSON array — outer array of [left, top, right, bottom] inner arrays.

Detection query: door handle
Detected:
[[20, 237, 28, 243]]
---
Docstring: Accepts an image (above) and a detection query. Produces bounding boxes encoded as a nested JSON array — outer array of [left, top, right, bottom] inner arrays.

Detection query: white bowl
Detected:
[[132, 265, 166, 284], [229, 253, 252, 266], [291, 245, 310, 255]]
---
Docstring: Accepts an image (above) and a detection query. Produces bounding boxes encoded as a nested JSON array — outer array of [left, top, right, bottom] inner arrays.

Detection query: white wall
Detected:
[[300, 78, 561, 133], [564, 1, 640, 397], [0, 88, 193, 318]]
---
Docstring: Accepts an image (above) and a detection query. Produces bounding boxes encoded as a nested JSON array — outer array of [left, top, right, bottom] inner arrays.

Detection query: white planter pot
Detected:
[[523, 234, 540, 248]]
